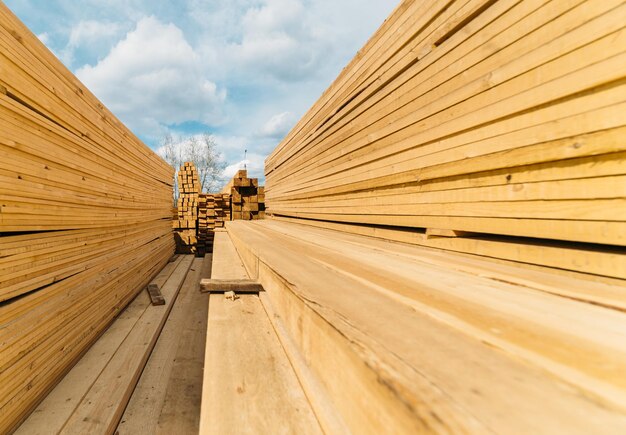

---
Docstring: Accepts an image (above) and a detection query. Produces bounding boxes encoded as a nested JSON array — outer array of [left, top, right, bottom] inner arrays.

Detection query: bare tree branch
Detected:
[[159, 132, 226, 196]]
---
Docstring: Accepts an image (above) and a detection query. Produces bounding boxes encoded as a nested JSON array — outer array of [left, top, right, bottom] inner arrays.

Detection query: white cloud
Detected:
[[58, 20, 125, 66], [224, 154, 265, 181], [76, 16, 226, 137], [227, 0, 328, 82], [37, 32, 50, 45], [259, 111, 295, 139], [68, 20, 122, 48]]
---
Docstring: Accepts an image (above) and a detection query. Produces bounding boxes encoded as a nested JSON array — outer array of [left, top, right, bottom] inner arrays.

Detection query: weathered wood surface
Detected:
[[199, 231, 322, 434], [199, 279, 263, 294], [118, 256, 209, 435], [14, 256, 192, 435], [227, 220, 626, 434], [147, 283, 166, 305]]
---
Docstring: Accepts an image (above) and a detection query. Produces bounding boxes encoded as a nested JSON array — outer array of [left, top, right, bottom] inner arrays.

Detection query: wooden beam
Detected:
[[199, 279, 263, 294]]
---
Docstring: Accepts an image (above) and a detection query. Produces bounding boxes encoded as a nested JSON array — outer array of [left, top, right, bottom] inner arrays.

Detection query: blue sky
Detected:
[[5, 0, 397, 181]]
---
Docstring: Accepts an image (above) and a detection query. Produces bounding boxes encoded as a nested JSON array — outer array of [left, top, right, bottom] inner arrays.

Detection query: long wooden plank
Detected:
[[58, 256, 193, 435], [199, 231, 322, 434], [117, 256, 208, 435], [1, 239, 173, 432], [227, 220, 626, 434], [13, 257, 182, 435]]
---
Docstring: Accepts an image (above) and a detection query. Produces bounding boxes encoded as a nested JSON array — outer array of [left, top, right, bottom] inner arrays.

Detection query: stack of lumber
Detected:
[[197, 193, 232, 255], [213, 193, 231, 228], [197, 194, 216, 256], [227, 219, 626, 434], [264, 0, 626, 280], [174, 162, 200, 254], [223, 170, 265, 220], [15, 256, 194, 435], [0, 3, 174, 433]]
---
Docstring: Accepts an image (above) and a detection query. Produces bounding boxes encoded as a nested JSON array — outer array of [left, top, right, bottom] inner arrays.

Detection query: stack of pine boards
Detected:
[[198, 194, 216, 256], [0, 4, 174, 433], [226, 219, 626, 434], [177, 164, 236, 256], [174, 162, 200, 254], [213, 193, 231, 228], [223, 170, 265, 220], [264, 0, 626, 280]]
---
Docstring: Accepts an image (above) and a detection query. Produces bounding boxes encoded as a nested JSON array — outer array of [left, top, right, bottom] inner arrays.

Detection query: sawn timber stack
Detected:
[[223, 170, 265, 220], [264, 0, 626, 281], [174, 162, 200, 255], [0, 4, 174, 432]]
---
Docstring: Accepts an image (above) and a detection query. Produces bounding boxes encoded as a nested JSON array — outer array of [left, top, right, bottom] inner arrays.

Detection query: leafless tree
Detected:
[[159, 133, 226, 198], [192, 134, 226, 193]]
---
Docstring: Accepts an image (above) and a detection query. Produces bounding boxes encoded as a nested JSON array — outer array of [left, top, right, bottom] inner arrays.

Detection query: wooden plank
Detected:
[[0, 237, 174, 433], [268, 214, 626, 280], [58, 256, 193, 434], [227, 220, 626, 434], [199, 231, 321, 434], [117, 256, 209, 435], [199, 279, 263, 294], [14, 257, 182, 435], [147, 284, 166, 306]]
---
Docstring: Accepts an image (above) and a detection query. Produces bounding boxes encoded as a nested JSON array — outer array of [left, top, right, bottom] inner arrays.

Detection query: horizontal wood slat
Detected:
[[0, 3, 174, 432], [264, 0, 626, 280]]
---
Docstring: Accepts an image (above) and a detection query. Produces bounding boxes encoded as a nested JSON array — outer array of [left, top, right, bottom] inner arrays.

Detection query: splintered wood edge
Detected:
[[199, 279, 264, 294]]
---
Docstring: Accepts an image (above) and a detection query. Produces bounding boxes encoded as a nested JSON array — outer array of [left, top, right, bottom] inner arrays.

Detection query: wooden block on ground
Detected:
[[147, 283, 166, 306]]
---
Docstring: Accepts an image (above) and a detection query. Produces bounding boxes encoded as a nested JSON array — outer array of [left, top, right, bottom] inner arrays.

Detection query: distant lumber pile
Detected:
[[174, 162, 200, 254], [197, 193, 230, 255], [223, 170, 265, 220], [264, 0, 626, 281], [174, 161, 234, 256], [0, 4, 174, 432], [198, 194, 216, 256]]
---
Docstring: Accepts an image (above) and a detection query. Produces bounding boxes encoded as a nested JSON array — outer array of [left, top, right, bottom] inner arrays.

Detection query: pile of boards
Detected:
[[175, 163, 237, 256], [0, 4, 174, 432], [174, 162, 200, 254], [223, 169, 266, 220], [197, 194, 216, 256], [212, 194, 231, 227], [264, 0, 626, 280]]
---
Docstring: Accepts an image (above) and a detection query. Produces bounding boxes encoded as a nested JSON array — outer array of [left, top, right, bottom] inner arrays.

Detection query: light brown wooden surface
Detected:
[[0, 3, 175, 430], [199, 231, 322, 434], [118, 256, 210, 435], [58, 256, 192, 435], [263, 0, 626, 279], [227, 220, 626, 434], [13, 256, 190, 435]]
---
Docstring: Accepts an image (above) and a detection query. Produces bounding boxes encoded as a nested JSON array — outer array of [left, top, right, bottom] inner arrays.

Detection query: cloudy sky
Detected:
[[5, 0, 397, 181]]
